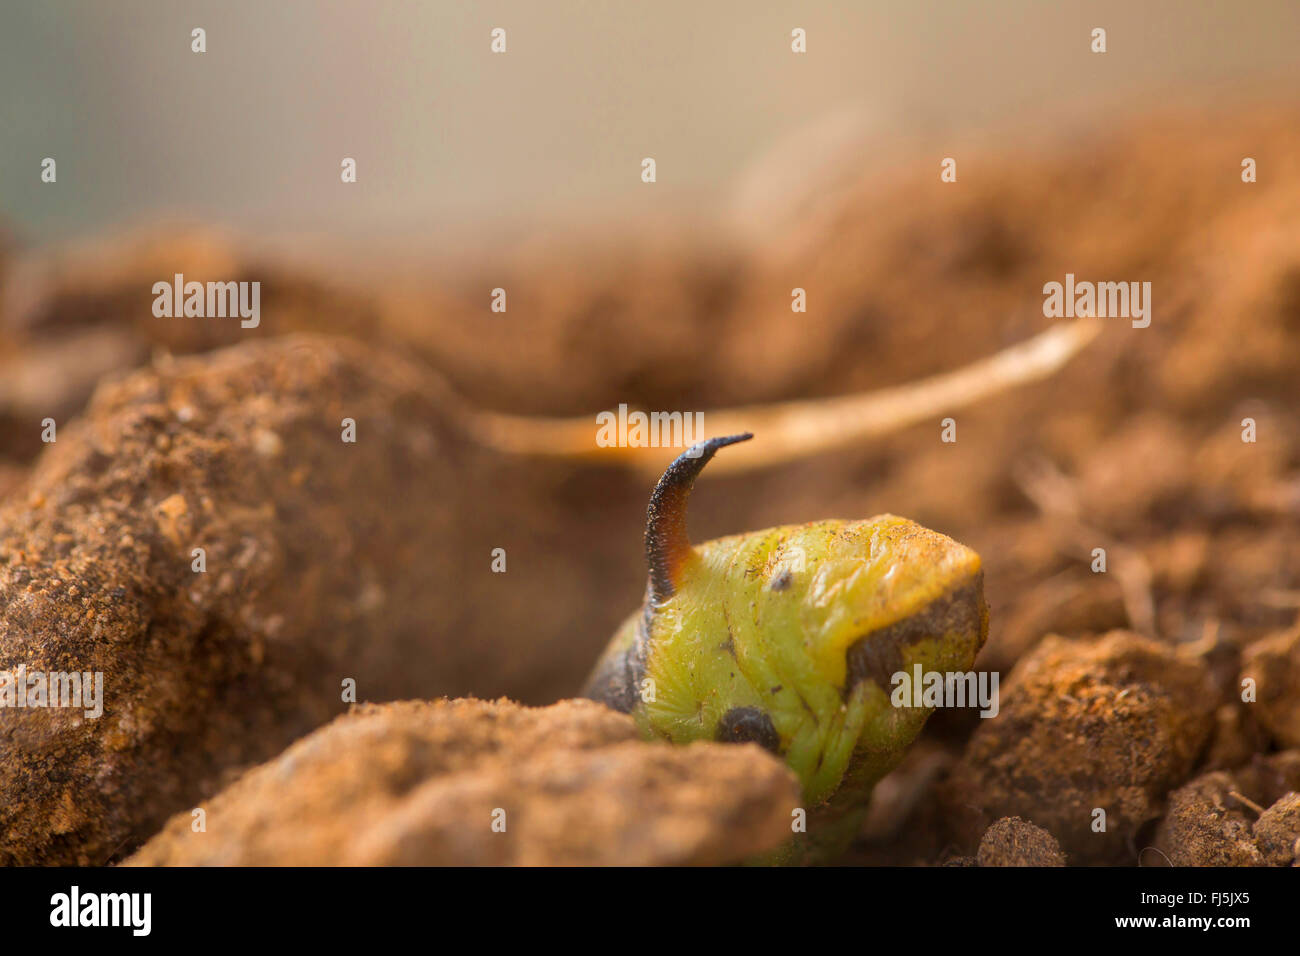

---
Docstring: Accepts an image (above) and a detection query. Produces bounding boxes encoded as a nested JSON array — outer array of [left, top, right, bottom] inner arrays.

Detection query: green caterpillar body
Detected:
[[583, 434, 988, 860]]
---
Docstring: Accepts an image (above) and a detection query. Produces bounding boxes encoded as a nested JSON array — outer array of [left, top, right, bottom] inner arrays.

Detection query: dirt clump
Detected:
[[1241, 626, 1300, 749], [1153, 751, 1300, 866], [976, 816, 1067, 866], [1254, 793, 1300, 866], [0, 335, 639, 864], [943, 631, 1217, 864], [127, 698, 800, 866]]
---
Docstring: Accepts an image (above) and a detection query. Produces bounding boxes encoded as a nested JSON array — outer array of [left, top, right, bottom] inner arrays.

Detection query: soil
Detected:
[[2, 104, 1299, 865], [125, 698, 799, 867]]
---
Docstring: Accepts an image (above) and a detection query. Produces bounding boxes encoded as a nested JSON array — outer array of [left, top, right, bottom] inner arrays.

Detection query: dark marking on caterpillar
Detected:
[[845, 573, 986, 696], [768, 569, 793, 591], [586, 616, 651, 714], [716, 706, 781, 755]]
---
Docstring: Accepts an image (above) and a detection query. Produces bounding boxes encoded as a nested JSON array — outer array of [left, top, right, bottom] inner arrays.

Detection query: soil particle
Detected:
[[1253, 792, 1300, 866], [1154, 752, 1300, 866], [1241, 625, 1300, 749], [976, 816, 1067, 866], [942, 631, 1216, 864]]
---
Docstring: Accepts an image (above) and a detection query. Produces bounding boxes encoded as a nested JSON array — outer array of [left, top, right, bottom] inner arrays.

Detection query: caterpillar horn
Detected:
[[645, 433, 753, 604]]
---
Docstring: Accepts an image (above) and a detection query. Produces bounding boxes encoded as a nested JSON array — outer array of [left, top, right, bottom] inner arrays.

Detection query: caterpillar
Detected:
[[583, 433, 988, 861]]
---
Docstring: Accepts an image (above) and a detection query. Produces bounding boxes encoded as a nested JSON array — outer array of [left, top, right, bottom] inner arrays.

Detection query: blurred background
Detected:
[[3, 0, 1300, 254]]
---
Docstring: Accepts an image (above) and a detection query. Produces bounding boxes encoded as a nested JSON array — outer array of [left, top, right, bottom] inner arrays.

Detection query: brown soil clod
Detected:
[[1153, 751, 1300, 866], [976, 816, 1067, 867], [1241, 625, 1300, 749], [942, 631, 1217, 864], [126, 698, 801, 866], [0, 335, 631, 864]]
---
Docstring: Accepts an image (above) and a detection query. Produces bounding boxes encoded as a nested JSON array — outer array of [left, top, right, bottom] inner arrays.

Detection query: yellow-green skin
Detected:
[[585, 514, 987, 861]]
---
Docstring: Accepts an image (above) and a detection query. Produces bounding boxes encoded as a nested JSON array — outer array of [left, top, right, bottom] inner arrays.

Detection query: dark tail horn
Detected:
[[645, 433, 753, 604]]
